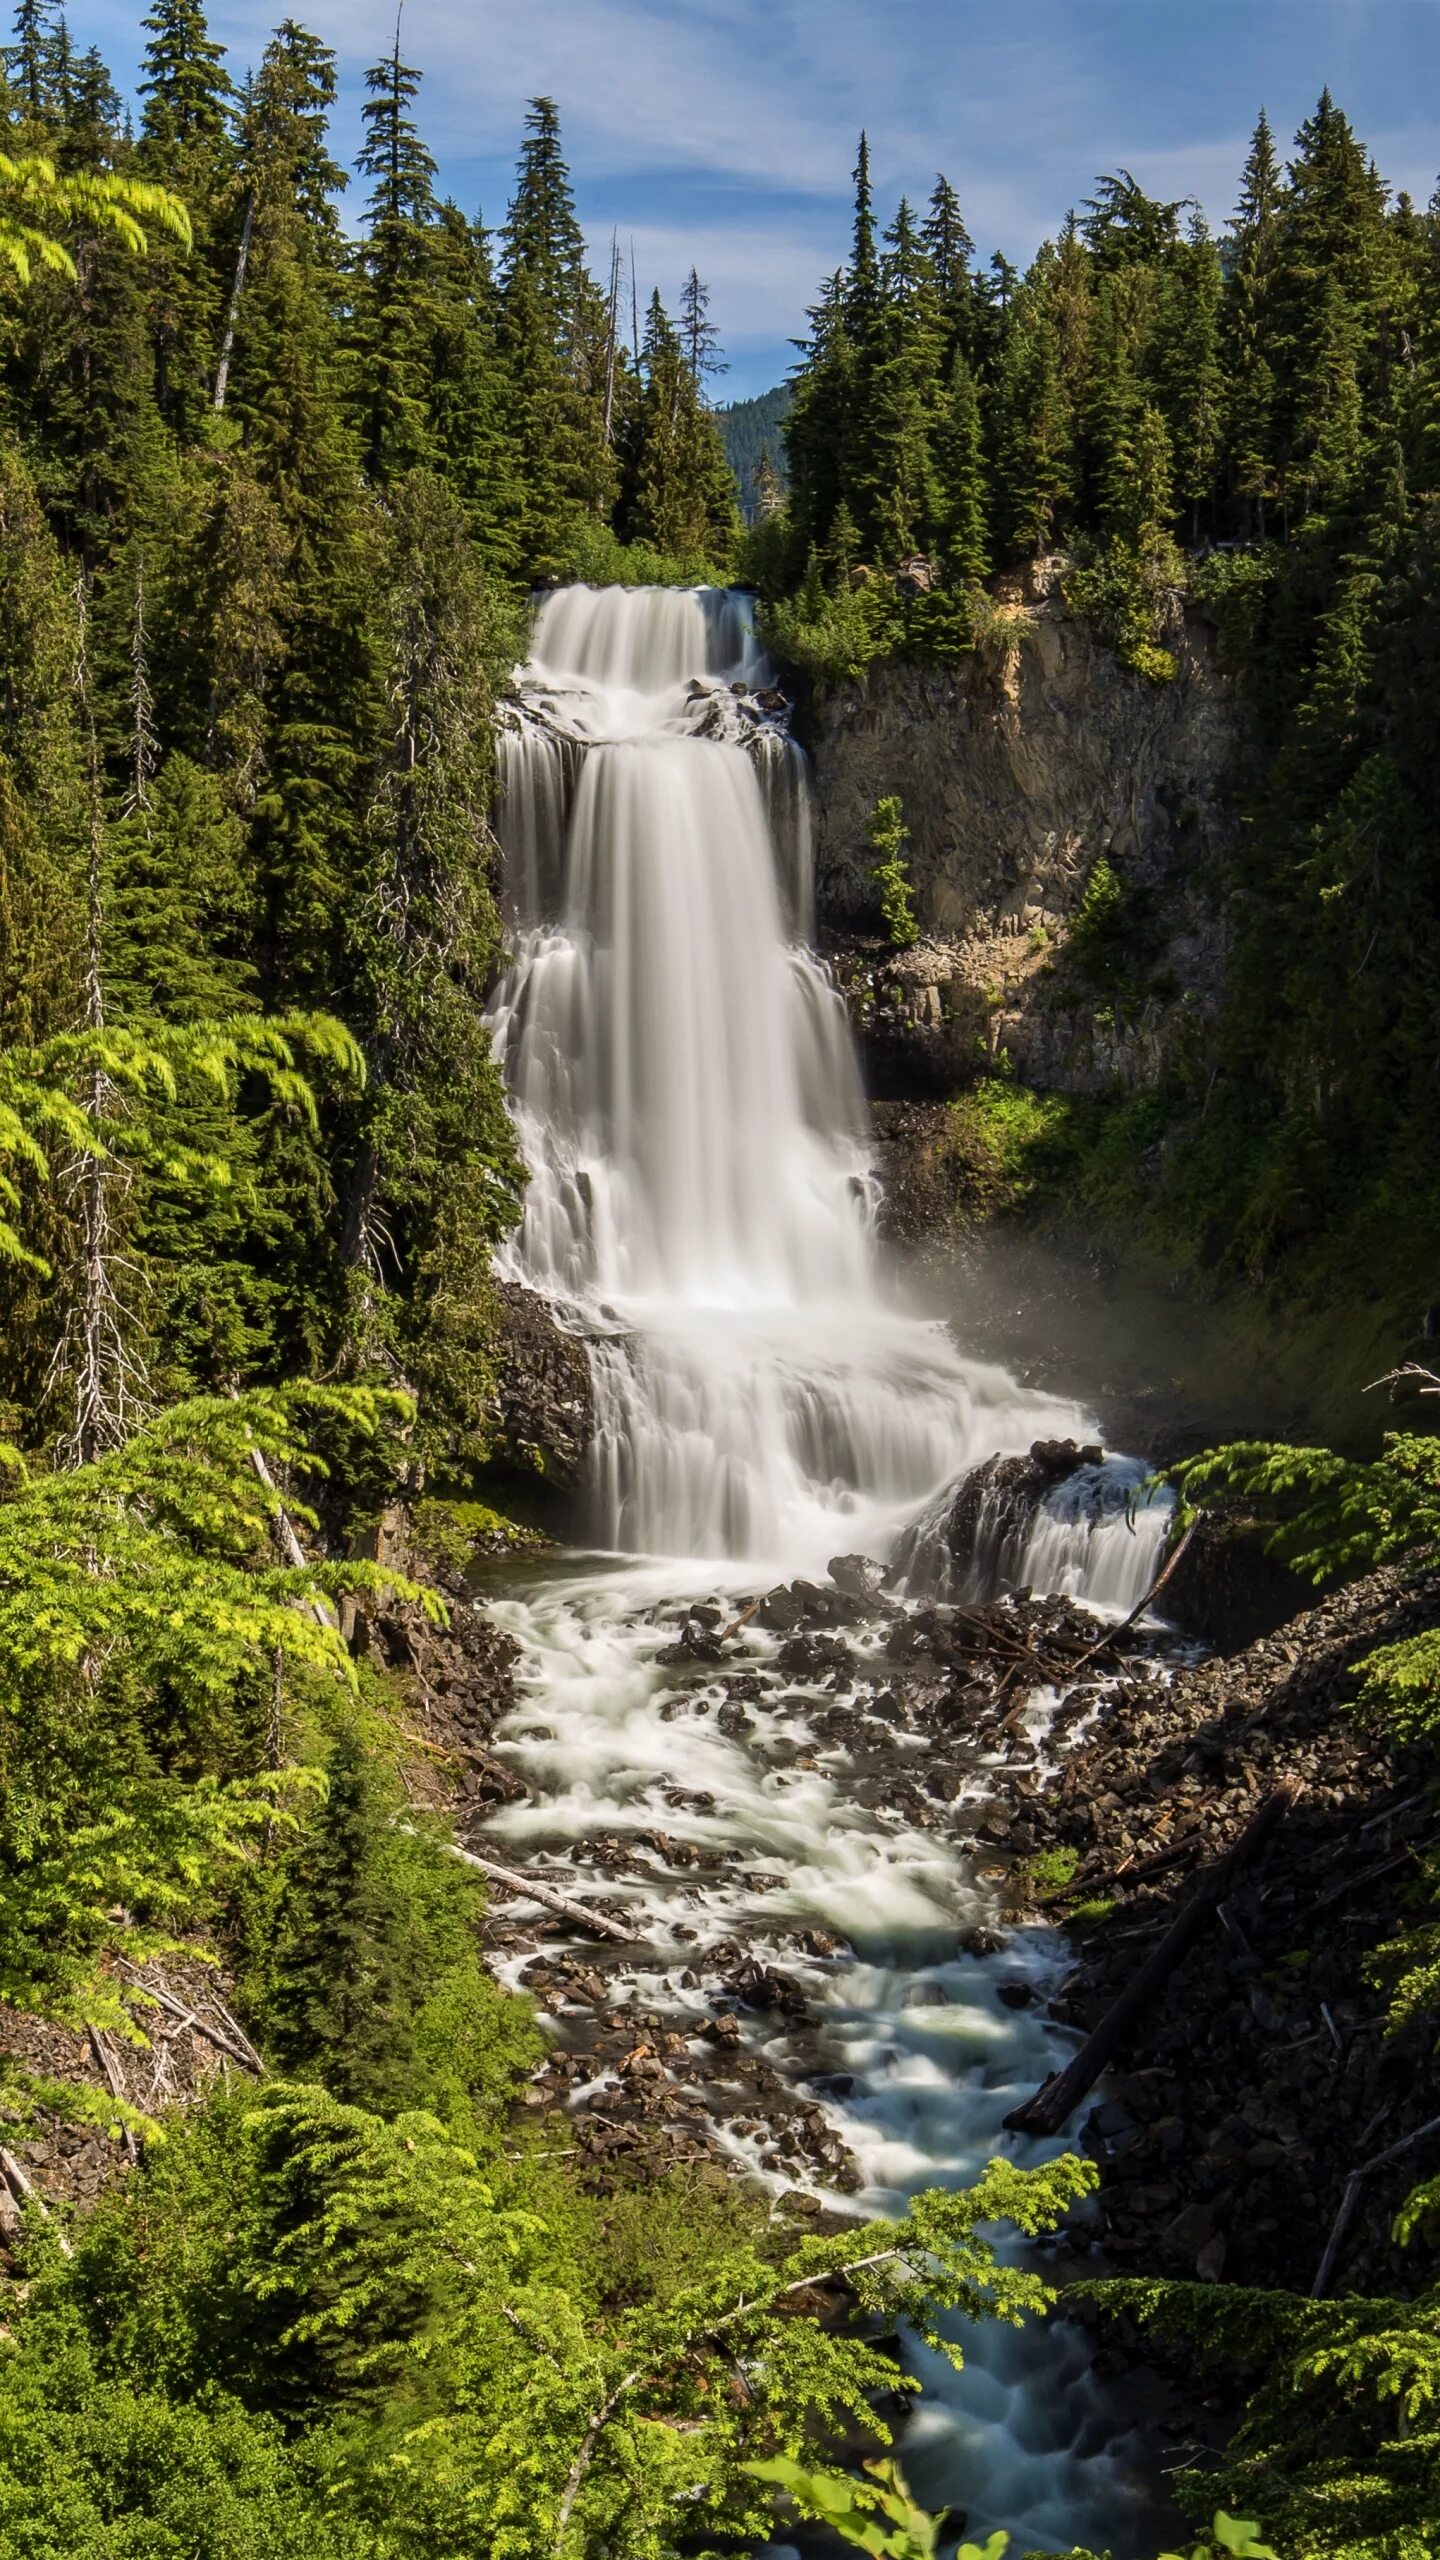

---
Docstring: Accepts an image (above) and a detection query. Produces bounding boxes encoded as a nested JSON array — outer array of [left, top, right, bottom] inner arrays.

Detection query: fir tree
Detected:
[[679, 264, 727, 393], [846, 129, 881, 331], [5, 0, 53, 125], [931, 348, 989, 585], [499, 97, 613, 561], [137, 0, 232, 158], [1225, 109, 1283, 536], [1157, 215, 1224, 539], [350, 27, 440, 479], [623, 290, 738, 563], [922, 175, 975, 316]]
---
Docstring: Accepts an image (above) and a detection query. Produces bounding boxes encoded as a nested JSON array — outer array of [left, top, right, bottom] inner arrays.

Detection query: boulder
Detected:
[[484, 1280, 595, 1488]]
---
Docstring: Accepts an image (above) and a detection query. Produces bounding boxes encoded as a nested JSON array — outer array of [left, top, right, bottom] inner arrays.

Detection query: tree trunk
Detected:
[[213, 192, 255, 414]]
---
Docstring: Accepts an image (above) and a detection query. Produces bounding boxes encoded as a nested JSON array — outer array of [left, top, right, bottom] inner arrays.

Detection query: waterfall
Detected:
[[490, 584, 1159, 1587], [481, 587, 1169, 2553]]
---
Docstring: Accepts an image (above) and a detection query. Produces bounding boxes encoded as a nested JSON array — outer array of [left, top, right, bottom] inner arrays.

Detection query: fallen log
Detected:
[[1034, 1826, 1201, 1909], [449, 1842, 637, 1944], [1004, 1777, 1301, 2138], [1311, 2108, 1440, 2298]]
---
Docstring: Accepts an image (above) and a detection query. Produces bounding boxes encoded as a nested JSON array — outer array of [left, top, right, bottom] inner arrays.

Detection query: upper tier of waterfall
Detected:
[[488, 585, 1169, 1588]]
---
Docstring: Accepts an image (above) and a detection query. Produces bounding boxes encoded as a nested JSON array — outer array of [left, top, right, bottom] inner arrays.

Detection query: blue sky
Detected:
[[80, 0, 1440, 396]]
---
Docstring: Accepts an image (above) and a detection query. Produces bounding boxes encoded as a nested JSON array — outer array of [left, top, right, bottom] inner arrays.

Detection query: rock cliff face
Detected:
[[805, 575, 1241, 1099]]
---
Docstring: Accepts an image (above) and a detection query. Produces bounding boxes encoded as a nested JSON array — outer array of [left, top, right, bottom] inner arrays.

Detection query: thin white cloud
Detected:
[[77, 0, 1440, 390]]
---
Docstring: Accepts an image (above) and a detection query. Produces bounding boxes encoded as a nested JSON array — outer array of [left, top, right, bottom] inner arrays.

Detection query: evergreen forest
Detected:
[[0, 8, 1438, 2558]]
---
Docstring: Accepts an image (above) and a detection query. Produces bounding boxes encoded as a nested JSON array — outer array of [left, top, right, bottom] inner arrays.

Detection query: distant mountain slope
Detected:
[[718, 386, 791, 520]]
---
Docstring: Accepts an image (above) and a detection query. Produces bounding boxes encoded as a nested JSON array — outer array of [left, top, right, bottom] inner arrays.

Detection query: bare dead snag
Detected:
[[1004, 1777, 1302, 2138], [1312, 2109, 1440, 2299]]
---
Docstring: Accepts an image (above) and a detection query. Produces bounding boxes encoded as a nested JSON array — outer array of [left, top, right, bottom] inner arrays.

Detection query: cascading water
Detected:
[[490, 585, 1165, 1582], [481, 586, 1168, 2552]]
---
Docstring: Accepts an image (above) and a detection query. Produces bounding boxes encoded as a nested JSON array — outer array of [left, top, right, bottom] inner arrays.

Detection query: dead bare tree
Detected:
[[48, 577, 149, 1468]]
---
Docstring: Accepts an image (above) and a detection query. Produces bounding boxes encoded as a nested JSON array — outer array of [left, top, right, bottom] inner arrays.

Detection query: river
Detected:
[[481, 585, 1173, 2553]]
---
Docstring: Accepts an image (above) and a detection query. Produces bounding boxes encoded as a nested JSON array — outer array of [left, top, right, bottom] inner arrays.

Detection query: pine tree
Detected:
[[6, 0, 54, 126], [931, 348, 988, 585], [993, 246, 1073, 556], [754, 445, 786, 520], [137, 0, 231, 155], [922, 174, 975, 319], [338, 470, 521, 1450], [846, 130, 881, 332], [136, 0, 235, 436], [350, 29, 439, 480], [1270, 91, 1397, 530], [1225, 110, 1283, 536], [499, 98, 613, 562], [1156, 214, 1224, 539], [679, 265, 727, 394], [212, 19, 347, 415], [845, 198, 942, 562], [784, 271, 855, 553], [622, 290, 738, 563]]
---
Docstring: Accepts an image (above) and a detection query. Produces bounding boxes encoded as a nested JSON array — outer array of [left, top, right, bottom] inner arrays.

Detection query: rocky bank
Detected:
[[804, 568, 1239, 1102]]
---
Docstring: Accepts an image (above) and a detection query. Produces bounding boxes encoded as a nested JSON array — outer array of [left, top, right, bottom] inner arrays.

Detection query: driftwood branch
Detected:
[[447, 1842, 637, 1945], [1035, 1823, 1202, 1910], [117, 1967, 267, 2075], [1004, 1778, 1301, 2137], [0, 2147, 73, 2254], [232, 1392, 334, 1628], [87, 2025, 140, 2158], [1059, 1515, 1201, 1684], [1311, 2109, 1440, 2299]]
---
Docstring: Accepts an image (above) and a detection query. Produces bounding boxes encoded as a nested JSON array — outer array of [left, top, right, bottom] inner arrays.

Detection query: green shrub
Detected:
[[868, 795, 919, 946]]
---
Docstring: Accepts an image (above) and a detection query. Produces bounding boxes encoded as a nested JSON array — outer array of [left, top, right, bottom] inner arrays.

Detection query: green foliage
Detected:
[[945, 1077, 1093, 1222], [1019, 1843, 1081, 1897], [1170, 1414, 1440, 2042], [1086, 2273, 1440, 2559], [868, 793, 918, 945], [742, 2456, 1276, 2560], [0, 147, 190, 283], [760, 560, 903, 682], [246, 1701, 541, 2122], [0, 2125, 1096, 2558], [0, 1381, 436, 2030], [745, 2454, 1005, 2560], [548, 513, 731, 590]]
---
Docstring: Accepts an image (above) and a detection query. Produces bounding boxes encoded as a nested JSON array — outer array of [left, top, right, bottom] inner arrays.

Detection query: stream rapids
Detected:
[[482, 585, 1171, 2552]]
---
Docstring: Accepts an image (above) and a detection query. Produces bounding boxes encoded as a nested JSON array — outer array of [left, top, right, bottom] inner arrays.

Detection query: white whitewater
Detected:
[[483, 586, 1165, 2553], [490, 583, 1167, 1587]]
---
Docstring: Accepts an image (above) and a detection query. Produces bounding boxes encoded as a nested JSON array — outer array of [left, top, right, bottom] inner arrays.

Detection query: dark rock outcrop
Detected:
[[1159, 1509, 1322, 1653], [485, 1279, 595, 1487], [893, 1437, 1103, 1600], [805, 578, 1240, 1103]]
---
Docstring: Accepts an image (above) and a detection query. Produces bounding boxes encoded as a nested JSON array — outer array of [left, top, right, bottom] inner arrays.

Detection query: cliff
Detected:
[[804, 571, 1242, 1100]]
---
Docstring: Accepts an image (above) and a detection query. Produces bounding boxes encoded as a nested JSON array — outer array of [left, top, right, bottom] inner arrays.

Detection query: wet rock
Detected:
[[483, 1280, 595, 1489], [996, 1980, 1036, 2010], [757, 1585, 805, 1632], [893, 1439, 1105, 1601], [829, 1553, 885, 1599]]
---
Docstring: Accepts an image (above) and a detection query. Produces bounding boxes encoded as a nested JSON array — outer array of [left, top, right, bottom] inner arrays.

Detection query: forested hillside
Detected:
[[755, 115, 1440, 1304], [718, 381, 790, 517], [1, 11, 1439, 2557]]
